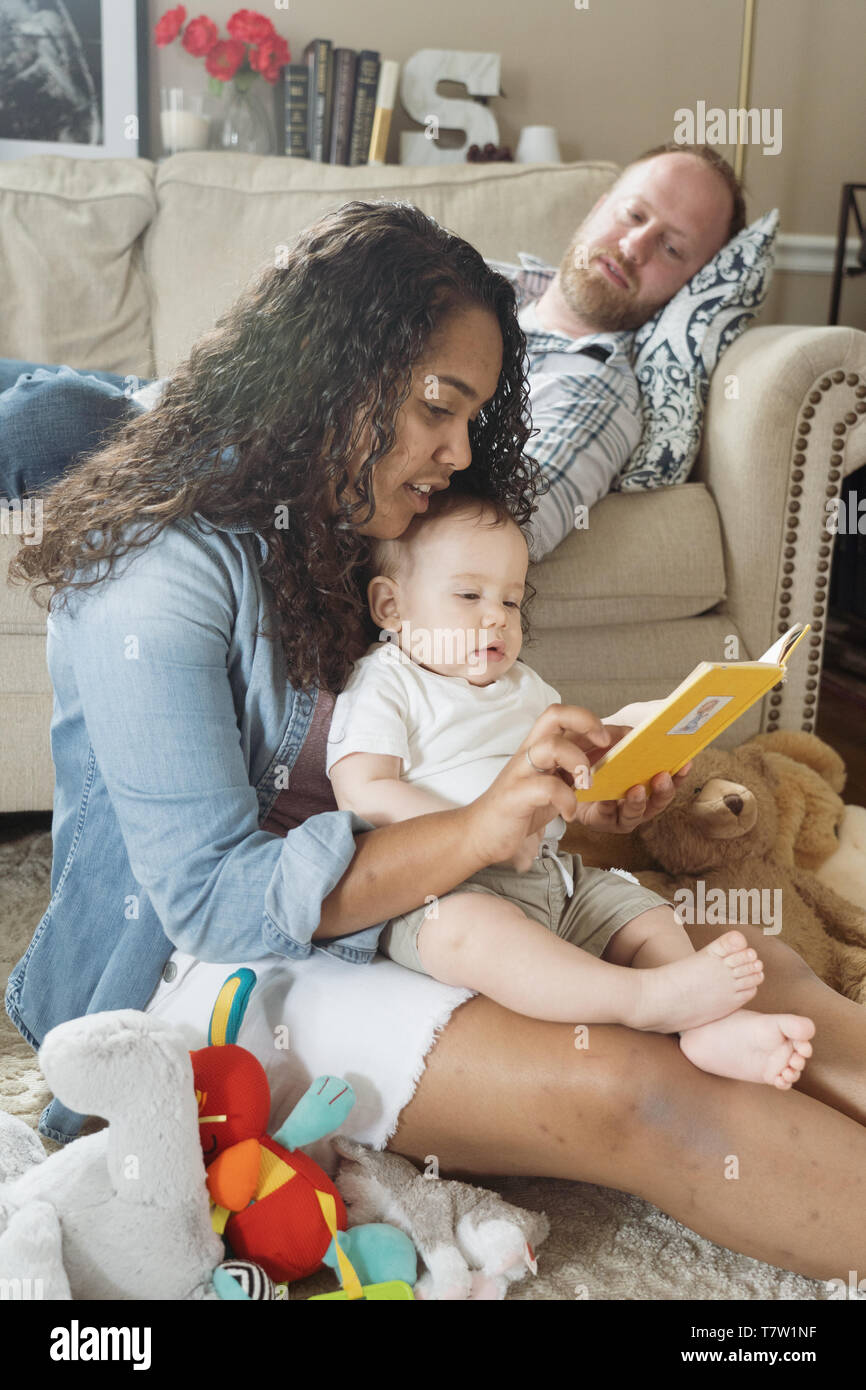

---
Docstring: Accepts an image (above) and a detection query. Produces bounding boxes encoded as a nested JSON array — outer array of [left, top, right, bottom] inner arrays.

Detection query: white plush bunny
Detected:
[[0, 1010, 224, 1300]]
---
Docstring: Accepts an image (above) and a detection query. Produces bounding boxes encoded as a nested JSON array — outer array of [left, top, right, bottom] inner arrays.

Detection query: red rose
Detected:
[[205, 37, 247, 82], [182, 15, 220, 58], [154, 5, 186, 46], [249, 34, 290, 83], [227, 9, 275, 45]]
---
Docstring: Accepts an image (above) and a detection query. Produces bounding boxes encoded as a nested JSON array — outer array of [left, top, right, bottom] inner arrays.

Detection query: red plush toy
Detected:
[[192, 1042, 350, 1283], [190, 970, 353, 1285]]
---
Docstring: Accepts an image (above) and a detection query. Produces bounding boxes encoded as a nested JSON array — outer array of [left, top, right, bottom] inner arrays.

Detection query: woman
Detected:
[[4, 201, 866, 1284]]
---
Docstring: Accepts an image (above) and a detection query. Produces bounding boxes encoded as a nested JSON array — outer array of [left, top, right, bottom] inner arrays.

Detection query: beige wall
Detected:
[[146, 0, 866, 328]]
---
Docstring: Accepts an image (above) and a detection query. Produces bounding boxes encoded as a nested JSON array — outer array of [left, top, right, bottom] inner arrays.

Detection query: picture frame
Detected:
[[0, 0, 151, 160]]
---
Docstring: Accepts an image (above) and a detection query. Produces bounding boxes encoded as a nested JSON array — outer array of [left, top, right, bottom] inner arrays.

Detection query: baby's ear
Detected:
[[367, 574, 400, 631]]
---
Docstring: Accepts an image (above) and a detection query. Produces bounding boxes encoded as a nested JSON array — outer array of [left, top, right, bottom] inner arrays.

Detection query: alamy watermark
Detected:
[[49, 1320, 151, 1369], [0, 1276, 44, 1299], [673, 880, 782, 935], [673, 101, 782, 157], [825, 493, 866, 535], [0, 497, 43, 546], [378, 621, 495, 673]]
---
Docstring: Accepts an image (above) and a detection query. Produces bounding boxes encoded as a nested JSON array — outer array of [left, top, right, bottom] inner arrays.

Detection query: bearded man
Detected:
[[487, 142, 746, 558]]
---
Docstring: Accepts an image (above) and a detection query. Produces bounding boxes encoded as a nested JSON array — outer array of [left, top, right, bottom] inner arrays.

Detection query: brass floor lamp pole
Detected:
[[734, 0, 758, 184]]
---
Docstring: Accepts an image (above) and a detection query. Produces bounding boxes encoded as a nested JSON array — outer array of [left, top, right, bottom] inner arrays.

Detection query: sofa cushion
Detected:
[[145, 153, 620, 374], [0, 156, 157, 378], [526, 483, 725, 629]]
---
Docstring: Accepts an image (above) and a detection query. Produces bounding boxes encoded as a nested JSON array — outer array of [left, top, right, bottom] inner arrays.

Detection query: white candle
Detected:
[[368, 60, 400, 165], [160, 108, 210, 153]]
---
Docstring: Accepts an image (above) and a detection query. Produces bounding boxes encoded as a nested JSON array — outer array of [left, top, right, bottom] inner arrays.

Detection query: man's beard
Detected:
[[558, 229, 669, 332]]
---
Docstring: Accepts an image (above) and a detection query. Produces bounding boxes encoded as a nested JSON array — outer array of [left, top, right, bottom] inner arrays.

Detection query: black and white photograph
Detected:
[[0, 0, 149, 157]]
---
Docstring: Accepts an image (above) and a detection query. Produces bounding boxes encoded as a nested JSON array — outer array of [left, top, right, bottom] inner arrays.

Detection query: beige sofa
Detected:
[[2, 152, 865, 814]]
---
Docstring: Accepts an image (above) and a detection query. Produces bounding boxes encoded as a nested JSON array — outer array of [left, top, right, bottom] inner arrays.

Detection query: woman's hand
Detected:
[[572, 722, 693, 834], [467, 703, 615, 868], [466, 706, 692, 868]]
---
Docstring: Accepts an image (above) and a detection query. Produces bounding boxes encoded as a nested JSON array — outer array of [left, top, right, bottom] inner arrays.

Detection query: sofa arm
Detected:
[[693, 323, 866, 735]]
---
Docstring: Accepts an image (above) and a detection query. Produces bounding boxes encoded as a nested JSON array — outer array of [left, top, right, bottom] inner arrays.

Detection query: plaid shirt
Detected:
[[486, 253, 641, 561]]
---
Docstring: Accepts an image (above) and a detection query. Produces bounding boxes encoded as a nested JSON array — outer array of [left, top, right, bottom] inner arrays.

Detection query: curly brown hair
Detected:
[[7, 200, 542, 694]]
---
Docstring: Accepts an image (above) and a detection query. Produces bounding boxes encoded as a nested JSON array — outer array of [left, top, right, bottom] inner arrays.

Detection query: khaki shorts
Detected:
[[378, 850, 674, 976]]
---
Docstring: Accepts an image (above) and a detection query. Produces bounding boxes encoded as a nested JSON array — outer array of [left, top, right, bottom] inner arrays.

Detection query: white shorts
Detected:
[[144, 945, 474, 1173]]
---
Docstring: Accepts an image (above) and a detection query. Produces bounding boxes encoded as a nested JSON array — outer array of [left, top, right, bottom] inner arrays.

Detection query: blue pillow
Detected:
[[612, 209, 779, 492]]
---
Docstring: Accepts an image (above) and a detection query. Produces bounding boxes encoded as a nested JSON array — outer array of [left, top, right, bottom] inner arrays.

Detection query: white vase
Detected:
[[515, 126, 562, 163]]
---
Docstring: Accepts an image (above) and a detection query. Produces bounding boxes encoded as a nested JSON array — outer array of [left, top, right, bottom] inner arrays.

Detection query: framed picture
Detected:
[[0, 0, 150, 159]]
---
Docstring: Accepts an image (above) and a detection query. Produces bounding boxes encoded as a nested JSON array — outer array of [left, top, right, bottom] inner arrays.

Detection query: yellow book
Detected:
[[573, 623, 811, 803]]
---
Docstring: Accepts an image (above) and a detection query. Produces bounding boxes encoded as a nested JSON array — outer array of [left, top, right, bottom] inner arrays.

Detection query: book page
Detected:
[[757, 623, 808, 667]]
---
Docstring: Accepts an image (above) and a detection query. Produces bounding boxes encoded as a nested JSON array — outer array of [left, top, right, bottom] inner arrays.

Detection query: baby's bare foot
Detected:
[[631, 931, 764, 1033], [679, 1010, 815, 1087]]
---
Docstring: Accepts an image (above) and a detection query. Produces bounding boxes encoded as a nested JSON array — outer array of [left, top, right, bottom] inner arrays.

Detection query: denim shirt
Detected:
[[4, 512, 385, 1144]]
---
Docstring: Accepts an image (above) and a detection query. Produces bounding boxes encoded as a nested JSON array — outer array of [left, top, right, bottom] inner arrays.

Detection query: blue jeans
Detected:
[[0, 360, 154, 500]]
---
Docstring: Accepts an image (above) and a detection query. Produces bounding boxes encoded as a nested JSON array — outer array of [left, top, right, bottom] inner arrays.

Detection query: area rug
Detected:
[[0, 827, 832, 1300]]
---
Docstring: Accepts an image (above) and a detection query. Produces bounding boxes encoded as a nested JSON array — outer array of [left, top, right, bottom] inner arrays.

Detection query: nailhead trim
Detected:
[[765, 369, 859, 733]]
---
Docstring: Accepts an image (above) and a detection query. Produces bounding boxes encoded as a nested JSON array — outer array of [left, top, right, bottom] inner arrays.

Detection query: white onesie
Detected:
[[325, 639, 577, 895]]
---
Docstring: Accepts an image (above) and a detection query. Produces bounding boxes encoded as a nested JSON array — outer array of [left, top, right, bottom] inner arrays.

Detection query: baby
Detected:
[[326, 491, 815, 1089]]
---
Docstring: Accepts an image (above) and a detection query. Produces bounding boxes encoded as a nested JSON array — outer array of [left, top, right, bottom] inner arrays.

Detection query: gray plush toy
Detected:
[[332, 1135, 550, 1299]]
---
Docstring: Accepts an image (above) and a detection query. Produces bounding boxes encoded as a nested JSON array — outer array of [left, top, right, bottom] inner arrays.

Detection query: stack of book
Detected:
[[285, 42, 398, 165]]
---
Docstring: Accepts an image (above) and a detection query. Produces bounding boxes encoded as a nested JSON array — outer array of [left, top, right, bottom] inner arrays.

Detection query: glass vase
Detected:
[[212, 78, 274, 155], [160, 88, 210, 157]]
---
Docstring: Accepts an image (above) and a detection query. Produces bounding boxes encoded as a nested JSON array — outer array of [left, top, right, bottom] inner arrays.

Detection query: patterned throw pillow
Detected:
[[612, 209, 779, 492]]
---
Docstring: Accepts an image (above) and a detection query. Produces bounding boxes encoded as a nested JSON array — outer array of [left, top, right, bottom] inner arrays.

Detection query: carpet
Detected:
[[0, 827, 832, 1300]]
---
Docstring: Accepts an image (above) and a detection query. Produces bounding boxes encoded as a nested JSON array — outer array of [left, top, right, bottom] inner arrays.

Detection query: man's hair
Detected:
[[622, 142, 747, 244]]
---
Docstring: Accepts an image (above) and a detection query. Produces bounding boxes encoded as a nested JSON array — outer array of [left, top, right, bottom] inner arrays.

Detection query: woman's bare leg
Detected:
[[387, 994, 866, 1282], [684, 919, 866, 1127]]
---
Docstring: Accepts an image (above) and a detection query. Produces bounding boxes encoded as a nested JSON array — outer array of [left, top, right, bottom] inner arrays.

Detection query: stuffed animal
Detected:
[[562, 730, 858, 873], [332, 1136, 549, 1300], [192, 970, 416, 1295], [741, 732, 866, 912], [0, 989, 414, 1301], [618, 734, 866, 1002], [0, 976, 554, 1300], [815, 805, 866, 910], [0, 1010, 226, 1300]]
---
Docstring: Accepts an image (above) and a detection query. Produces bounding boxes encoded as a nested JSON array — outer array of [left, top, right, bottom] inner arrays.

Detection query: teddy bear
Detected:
[[562, 732, 866, 1003]]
